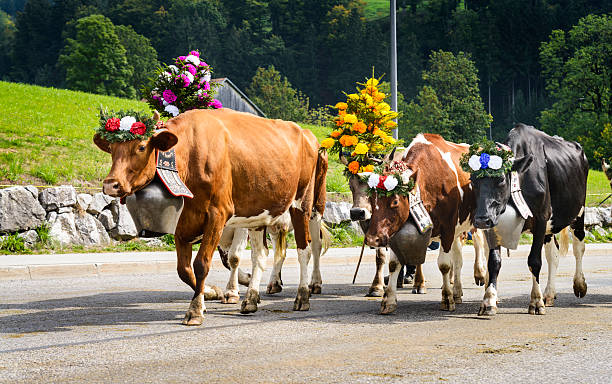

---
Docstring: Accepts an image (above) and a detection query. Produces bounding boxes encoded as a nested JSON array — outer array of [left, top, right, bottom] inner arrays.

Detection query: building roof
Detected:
[[212, 78, 266, 117]]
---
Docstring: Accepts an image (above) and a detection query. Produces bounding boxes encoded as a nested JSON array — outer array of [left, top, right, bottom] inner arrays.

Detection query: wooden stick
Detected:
[[352, 238, 367, 284]]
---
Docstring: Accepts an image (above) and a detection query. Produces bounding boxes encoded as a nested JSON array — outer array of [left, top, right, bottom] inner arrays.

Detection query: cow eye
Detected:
[[138, 145, 146, 152], [390, 197, 400, 209]]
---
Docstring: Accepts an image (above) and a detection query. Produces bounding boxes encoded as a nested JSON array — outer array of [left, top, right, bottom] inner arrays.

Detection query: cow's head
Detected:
[[472, 154, 533, 229], [364, 168, 418, 248], [94, 129, 178, 197], [602, 159, 612, 189]]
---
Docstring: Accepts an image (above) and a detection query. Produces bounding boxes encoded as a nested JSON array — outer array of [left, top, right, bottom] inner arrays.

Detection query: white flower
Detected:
[[185, 72, 194, 83], [185, 55, 201, 66], [119, 116, 136, 131], [488, 155, 503, 170], [168, 65, 179, 73], [367, 174, 380, 189], [162, 100, 169, 107], [383, 176, 398, 191], [160, 72, 172, 80], [203, 72, 211, 82], [164, 105, 180, 117], [400, 170, 413, 185], [468, 155, 481, 171]]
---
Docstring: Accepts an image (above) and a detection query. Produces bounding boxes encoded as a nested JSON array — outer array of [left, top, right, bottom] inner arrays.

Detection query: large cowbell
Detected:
[[389, 219, 432, 266], [125, 148, 193, 237]]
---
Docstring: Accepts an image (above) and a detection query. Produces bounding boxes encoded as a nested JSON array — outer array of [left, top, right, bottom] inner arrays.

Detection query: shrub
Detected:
[[0, 233, 26, 253]]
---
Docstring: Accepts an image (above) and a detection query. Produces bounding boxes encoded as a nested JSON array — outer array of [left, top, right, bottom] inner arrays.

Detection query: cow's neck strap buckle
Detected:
[[510, 171, 532, 219], [156, 149, 194, 198]]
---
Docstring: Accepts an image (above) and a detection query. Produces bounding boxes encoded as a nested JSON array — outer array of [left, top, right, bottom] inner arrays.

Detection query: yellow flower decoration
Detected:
[[320, 138, 335, 149], [366, 78, 379, 87], [348, 161, 360, 174], [339, 135, 358, 147], [330, 130, 343, 138], [386, 120, 397, 128], [352, 121, 367, 133], [363, 164, 374, 172], [354, 143, 369, 155], [383, 135, 396, 144], [344, 114, 358, 124], [348, 94, 360, 101], [335, 102, 348, 110]]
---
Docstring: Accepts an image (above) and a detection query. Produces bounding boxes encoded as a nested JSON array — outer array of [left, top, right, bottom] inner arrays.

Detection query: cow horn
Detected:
[[368, 156, 383, 164], [153, 110, 161, 123]]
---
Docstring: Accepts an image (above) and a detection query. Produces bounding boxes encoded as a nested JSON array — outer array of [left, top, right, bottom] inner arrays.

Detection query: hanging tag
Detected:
[[409, 185, 433, 234], [510, 171, 532, 219], [156, 149, 194, 198]]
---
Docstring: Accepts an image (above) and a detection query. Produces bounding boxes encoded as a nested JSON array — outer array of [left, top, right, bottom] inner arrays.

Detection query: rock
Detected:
[[58, 206, 72, 214], [25, 186, 39, 199], [46, 211, 57, 223], [38, 185, 77, 211], [584, 207, 612, 228], [75, 213, 111, 246], [48, 212, 79, 246], [111, 203, 138, 240], [87, 192, 114, 215], [0, 186, 46, 233], [142, 238, 164, 247], [98, 209, 116, 231], [18, 230, 40, 248], [76, 193, 93, 211], [323, 201, 353, 224]]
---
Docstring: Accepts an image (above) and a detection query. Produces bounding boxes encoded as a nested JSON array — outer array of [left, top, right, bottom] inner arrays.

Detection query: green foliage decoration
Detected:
[[361, 162, 415, 198], [460, 139, 514, 179]]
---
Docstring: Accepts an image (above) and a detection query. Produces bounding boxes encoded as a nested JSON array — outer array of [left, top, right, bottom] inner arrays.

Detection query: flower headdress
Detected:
[[361, 161, 415, 197], [96, 109, 157, 143], [320, 72, 400, 176], [144, 50, 222, 118], [460, 139, 514, 178]]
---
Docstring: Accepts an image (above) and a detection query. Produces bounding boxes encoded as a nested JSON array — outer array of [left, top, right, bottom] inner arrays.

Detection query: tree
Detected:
[[246, 65, 309, 122], [403, 50, 491, 142], [539, 14, 612, 165], [115, 25, 158, 97], [59, 14, 135, 98], [0, 10, 15, 78]]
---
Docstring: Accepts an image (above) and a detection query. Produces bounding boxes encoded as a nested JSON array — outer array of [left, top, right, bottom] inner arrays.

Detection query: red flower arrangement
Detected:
[[105, 118, 120, 132]]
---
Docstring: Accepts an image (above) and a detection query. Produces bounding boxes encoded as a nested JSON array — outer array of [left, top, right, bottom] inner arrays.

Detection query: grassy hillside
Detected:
[[364, 0, 390, 19]]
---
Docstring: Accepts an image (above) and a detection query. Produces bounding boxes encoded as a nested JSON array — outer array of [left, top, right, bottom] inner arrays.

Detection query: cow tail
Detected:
[[320, 221, 332, 257], [313, 150, 328, 216], [558, 227, 570, 257]]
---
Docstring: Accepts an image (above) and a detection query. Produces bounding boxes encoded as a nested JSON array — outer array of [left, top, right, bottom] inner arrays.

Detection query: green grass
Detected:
[[364, 0, 390, 20], [586, 170, 611, 207]]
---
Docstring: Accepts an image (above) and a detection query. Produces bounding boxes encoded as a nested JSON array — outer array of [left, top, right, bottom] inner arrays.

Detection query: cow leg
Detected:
[[438, 240, 460, 311], [543, 235, 559, 306], [380, 251, 401, 314], [412, 263, 427, 294], [367, 248, 387, 297], [527, 224, 546, 315], [479, 246, 502, 316], [266, 229, 287, 295], [472, 229, 486, 286], [241, 229, 268, 314], [571, 211, 587, 298], [182, 222, 224, 326], [451, 239, 463, 304], [290, 207, 313, 311], [308, 212, 323, 294], [222, 228, 248, 304]]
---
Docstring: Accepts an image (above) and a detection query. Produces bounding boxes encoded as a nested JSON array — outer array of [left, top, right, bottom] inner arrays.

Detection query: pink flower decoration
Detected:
[[209, 99, 222, 109], [199, 61, 208, 67], [189, 50, 200, 57], [186, 64, 197, 75], [162, 90, 177, 103], [202, 81, 210, 91], [178, 56, 186, 61]]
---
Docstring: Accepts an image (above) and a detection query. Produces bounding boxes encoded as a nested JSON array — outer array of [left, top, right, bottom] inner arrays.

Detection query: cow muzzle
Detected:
[[103, 178, 127, 197], [474, 215, 496, 229], [365, 233, 389, 248], [350, 208, 371, 221]]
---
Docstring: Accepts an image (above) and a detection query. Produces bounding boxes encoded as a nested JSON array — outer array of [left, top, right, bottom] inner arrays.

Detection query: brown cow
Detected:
[[365, 134, 475, 314], [94, 108, 327, 325]]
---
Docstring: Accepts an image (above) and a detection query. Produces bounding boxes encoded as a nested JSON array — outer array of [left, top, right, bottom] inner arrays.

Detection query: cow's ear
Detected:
[[150, 130, 178, 151], [511, 154, 533, 174], [93, 134, 111, 153]]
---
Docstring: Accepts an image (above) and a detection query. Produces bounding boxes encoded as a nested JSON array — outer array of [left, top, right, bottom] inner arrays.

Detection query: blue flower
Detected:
[[479, 153, 490, 169]]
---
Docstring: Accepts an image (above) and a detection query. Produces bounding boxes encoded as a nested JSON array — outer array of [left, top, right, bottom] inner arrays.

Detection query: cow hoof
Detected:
[[380, 301, 397, 315], [238, 272, 252, 287], [182, 313, 203, 326], [309, 283, 322, 295], [453, 295, 463, 304], [474, 276, 485, 286], [366, 287, 385, 297], [266, 281, 283, 295], [293, 286, 311, 311], [440, 298, 455, 312], [412, 286, 427, 294], [222, 291, 240, 304], [543, 295, 556, 307], [573, 279, 587, 298], [240, 289, 260, 314], [528, 304, 546, 315], [204, 285, 223, 301], [478, 305, 497, 316]]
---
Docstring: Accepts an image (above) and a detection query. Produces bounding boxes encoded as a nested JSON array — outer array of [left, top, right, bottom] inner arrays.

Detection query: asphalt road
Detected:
[[1, 245, 611, 383]]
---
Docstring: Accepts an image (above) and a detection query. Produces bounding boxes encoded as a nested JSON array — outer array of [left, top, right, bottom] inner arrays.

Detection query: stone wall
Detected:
[[0, 185, 610, 249]]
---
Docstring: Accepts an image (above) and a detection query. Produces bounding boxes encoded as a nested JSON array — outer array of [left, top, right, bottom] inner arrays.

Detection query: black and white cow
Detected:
[[472, 123, 589, 316]]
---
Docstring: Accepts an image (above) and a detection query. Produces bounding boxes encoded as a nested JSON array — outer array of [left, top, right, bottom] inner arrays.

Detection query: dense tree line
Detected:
[[0, 0, 611, 163]]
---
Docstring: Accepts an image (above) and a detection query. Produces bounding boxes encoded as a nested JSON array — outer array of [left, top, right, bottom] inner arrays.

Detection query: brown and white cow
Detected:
[[365, 134, 476, 313], [603, 159, 612, 190], [94, 108, 327, 325]]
